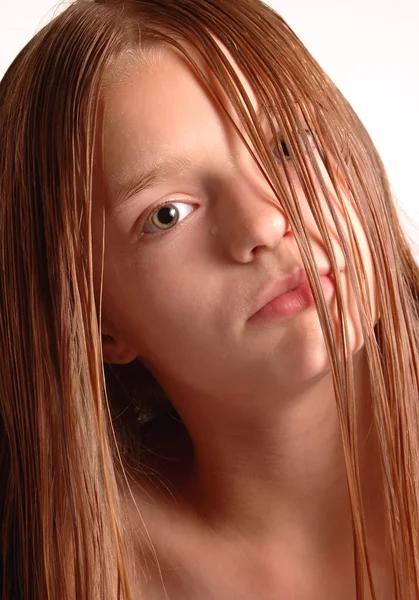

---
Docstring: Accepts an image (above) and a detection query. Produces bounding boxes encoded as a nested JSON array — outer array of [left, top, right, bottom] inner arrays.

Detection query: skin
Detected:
[[92, 40, 392, 599]]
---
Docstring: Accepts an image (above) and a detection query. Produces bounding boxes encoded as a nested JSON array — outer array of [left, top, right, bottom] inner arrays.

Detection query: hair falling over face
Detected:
[[0, 0, 418, 598]]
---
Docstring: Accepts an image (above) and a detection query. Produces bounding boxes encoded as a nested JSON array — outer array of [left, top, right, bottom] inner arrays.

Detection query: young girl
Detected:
[[0, 0, 418, 598]]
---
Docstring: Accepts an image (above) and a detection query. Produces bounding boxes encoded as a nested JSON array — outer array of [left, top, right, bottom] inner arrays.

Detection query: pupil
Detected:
[[158, 206, 177, 225], [281, 140, 290, 157]]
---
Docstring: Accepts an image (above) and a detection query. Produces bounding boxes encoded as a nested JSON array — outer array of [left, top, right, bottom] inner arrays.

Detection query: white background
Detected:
[[1, 0, 418, 253]]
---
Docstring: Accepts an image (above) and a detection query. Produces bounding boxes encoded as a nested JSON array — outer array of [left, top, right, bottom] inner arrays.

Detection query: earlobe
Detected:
[[101, 333, 139, 365]]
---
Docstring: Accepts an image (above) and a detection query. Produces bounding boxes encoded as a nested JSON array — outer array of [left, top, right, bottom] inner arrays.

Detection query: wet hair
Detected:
[[0, 0, 418, 598]]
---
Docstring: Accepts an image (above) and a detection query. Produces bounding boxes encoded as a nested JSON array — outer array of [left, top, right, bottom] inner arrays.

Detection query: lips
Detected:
[[249, 266, 333, 319]]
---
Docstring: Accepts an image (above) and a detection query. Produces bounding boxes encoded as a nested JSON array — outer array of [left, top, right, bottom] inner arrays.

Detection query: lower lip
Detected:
[[249, 274, 334, 323]]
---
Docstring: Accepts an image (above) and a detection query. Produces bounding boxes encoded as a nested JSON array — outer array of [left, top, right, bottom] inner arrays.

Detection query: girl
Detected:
[[0, 0, 418, 598]]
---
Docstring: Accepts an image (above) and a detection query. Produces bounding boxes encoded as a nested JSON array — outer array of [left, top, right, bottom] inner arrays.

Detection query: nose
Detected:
[[211, 175, 291, 263]]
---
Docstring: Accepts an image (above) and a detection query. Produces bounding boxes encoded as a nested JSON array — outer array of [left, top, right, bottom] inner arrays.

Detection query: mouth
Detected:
[[248, 266, 338, 322]]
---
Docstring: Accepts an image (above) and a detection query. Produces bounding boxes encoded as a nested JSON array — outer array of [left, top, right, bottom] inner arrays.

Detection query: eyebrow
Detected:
[[108, 154, 198, 217], [107, 103, 272, 218]]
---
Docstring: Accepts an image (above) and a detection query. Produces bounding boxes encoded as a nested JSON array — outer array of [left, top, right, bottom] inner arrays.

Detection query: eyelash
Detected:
[[136, 130, 315, 239]]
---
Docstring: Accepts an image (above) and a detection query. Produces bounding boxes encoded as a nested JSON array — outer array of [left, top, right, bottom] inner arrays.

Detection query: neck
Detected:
[[163, 349, 386, 563]]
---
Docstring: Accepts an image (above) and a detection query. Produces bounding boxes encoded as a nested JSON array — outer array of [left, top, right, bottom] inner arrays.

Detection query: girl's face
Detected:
[[93, 42, 377, 401]]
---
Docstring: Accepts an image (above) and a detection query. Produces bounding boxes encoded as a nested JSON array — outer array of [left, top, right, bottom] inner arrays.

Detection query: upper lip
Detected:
[[249, 266, 334, 319]]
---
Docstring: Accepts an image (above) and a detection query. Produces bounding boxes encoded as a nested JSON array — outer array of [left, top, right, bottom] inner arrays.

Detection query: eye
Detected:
[[143, 201, 195, 234], [273, 138, 292, 161], [272, 130, 314, 162]]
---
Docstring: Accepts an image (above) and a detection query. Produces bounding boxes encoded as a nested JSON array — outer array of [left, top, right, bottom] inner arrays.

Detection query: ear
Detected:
[[101, 331, 139, 365]]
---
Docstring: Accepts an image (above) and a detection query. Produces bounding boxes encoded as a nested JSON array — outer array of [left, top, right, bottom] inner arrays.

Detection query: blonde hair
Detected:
[[0, 0, 418, 598]]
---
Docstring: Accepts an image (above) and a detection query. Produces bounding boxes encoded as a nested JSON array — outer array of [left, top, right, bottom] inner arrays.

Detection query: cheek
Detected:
[[314, 174, 376, 306], [336, 197, 377, 320], [101, 244, 217, 352], [301, 170, 377, 343], [326, 209, 377, 353]]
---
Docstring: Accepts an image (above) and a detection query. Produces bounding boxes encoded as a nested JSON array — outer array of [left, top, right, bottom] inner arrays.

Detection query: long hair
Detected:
[[0, 0, 418, 598]]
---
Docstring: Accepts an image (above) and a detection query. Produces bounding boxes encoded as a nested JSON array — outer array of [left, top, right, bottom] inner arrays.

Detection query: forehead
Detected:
[[98, 37, 264, 201], [104, 35, 261, 136]]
